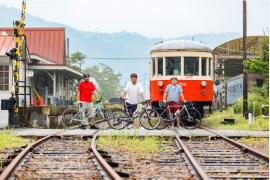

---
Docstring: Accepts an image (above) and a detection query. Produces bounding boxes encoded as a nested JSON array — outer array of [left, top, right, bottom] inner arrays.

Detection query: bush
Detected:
[[232, 84, 269, 116]]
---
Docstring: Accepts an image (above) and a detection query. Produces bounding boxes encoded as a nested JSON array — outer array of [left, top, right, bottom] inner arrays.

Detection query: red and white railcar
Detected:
[[149, 40, 213, 115]]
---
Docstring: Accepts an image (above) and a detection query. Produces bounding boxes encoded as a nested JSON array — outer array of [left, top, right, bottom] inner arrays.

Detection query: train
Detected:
[[149, 40, 214, 116]]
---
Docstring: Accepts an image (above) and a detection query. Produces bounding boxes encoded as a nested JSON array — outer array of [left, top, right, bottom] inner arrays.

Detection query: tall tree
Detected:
[[85, 63, 122, 100], [70, 51, 87, 70]]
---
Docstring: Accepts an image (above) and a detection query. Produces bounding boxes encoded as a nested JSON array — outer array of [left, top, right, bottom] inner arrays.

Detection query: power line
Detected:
[[68, 57, 150, 60]]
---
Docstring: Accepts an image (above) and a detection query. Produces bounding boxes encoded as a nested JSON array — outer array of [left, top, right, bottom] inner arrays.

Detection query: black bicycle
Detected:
[[107, 99, 161, 130], [152, 101, 201, 129]]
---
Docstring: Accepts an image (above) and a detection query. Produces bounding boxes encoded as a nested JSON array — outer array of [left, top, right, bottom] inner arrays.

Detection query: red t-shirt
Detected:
[[78, 81, 96, 102]]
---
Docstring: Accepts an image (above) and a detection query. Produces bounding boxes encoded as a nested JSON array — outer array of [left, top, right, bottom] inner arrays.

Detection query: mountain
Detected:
[[0, 5, 241, 85]]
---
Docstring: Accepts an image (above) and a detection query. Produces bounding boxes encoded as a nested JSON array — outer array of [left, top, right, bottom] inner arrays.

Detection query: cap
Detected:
[[130, 73, 138, 78], [83, 73, 90, 78]]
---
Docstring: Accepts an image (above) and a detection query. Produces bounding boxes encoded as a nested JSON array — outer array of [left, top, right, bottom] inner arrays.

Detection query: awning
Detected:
[[28, 64, 83, 79]]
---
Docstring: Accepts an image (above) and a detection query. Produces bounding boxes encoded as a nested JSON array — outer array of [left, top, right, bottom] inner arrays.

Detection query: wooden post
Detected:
[[243, 0, 248, 116]]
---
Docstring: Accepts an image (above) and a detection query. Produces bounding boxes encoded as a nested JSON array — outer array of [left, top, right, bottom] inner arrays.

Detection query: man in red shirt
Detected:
[[77, 73, 99, 127]]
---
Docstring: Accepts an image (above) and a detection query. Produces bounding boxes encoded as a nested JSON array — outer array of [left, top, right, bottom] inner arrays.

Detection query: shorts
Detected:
[[80, 102, 94, 116], [125, 102, 137, 115], [168, 101, 180, 114]]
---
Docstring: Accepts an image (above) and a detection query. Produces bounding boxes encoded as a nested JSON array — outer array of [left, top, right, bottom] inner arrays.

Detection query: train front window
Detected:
[[208, 58, 212, 76], [166, 57, 181, 75], [201, 57, 207, 76], [157, 58, 163, 76], [152, 58, 156, 76], [184, 57, 199, 76]]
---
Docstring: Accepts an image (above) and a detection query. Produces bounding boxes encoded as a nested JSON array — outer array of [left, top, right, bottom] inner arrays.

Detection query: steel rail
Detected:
[[199, 126, 269, 162], [0, 129, 101, 180], [91, 132, 122, 180], [174, 132, 210, 180], [0, 132, 58, 180]]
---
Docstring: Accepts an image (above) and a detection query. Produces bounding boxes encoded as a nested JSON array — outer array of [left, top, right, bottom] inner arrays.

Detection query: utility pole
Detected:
[[243, 0, 248, 117]]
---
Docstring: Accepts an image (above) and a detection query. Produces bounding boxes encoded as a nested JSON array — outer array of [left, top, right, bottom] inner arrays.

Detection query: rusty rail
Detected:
[[174, 133, 210, 180], [199, 126, 269, 162], [91, 132, 122, 180], [0, 132, 58, 180]]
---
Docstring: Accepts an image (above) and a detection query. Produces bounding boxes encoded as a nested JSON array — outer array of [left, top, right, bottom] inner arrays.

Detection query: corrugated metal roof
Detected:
[[0, 27, 65, 64], [0, 35, 15, 56], [151, 40, 212, 52]]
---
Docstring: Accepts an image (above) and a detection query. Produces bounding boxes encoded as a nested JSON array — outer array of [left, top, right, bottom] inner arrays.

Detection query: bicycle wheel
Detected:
[[150, 108, 170, 130], [61, 107, 82, 129], [139, 109, 161, 130], [90, 108, 111, 129], [107, 110, 129, 130], [180, 107, 201, 129]]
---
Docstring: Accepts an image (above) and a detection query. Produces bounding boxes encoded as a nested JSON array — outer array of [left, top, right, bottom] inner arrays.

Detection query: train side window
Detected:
[[201, 57, 207, 76], [157, 58, 163, 76], [184, 57, 199, 76], [152, 58, 156, 76], [166, 57, 181, 75]]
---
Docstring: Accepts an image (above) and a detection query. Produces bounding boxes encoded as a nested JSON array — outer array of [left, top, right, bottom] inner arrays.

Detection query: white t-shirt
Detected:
[[124, 81, 144, 104]]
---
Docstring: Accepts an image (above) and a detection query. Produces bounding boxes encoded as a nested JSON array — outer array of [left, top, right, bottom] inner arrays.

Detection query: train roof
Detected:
[[151, 40, 212, 52]]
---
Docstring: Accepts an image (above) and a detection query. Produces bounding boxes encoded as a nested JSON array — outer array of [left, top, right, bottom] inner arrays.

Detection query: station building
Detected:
[[0, 27, 83, 128]]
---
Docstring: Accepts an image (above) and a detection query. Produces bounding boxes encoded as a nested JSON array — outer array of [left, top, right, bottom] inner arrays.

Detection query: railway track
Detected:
[[0, 130, 121, 180], [97, 135, 207, 179], [0, 127, 268, 179], [176, 127, 269, 179]]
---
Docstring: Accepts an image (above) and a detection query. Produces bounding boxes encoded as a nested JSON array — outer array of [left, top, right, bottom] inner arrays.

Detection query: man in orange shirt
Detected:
[[77, 73, 99, 127]]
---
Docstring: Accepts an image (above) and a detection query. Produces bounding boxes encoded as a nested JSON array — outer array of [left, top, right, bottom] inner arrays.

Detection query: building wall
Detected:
[[0, 56, 11, 128]]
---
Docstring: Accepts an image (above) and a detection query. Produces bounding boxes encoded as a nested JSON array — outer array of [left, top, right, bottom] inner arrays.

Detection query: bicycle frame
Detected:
[[70, 103, 105, 124], [123, 101, 148, 119], [159, 103, 191, 122]]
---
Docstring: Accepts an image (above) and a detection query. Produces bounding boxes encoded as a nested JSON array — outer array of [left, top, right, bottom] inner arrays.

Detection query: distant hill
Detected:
[[0, 5, 241, 85]]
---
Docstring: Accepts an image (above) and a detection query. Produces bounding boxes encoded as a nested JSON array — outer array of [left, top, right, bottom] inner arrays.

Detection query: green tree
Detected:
[[244, 38, 269, 96], [244, 39, 269, 78], [85, 63, 122, 100], [70, 51, 87, 70]]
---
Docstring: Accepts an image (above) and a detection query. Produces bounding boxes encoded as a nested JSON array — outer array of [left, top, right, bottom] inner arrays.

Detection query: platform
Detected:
[[7, 127, 269, 137]]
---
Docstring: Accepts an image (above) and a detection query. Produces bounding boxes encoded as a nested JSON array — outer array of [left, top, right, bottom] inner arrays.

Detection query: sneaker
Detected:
[[79, 124, 87, 129], [89, 125, 98, 129], [127, 124, 133, 129]]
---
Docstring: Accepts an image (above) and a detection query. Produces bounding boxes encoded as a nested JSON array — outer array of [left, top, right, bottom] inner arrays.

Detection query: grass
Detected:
[[237, 137, 269, 155], [202, 108, 269, 131], [0, 131, 32, 150], [98, 134, 170, 155]]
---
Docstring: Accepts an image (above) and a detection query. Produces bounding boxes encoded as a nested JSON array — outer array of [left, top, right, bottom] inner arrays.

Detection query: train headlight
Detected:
[[157, 81, 164, 87], [201, 81, 207, 87]]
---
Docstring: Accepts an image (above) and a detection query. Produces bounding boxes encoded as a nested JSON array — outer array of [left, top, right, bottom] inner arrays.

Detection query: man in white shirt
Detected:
[[121, 73, 145, 116]]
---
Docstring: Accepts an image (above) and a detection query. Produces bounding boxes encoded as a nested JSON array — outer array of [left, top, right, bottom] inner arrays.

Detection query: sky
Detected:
[[0, 0, 269, 38]]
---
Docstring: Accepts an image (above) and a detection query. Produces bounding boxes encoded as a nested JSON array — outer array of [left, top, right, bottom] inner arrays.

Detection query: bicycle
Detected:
[[61, 99, 111, 129], [107, 99, 161, 130], [152, 101, 201, 129]]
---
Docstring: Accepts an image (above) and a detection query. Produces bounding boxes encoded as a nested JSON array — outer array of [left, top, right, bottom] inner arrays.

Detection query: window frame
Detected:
[[0, 65, 9, 91]]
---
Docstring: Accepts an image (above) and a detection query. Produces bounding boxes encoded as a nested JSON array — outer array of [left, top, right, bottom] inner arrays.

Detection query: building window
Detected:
[[166, 57, 181, 75], [201, 57, 207, 76], [157, 58, 163, 76], [152, 58, 156, 76], [184, 57, 199, 76], [0, 65, 9, 91]]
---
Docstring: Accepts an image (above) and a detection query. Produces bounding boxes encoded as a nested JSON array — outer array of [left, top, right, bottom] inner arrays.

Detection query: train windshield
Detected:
[[184, 57, 199, 76], [166, 57, 181, 75], [157, 58, 163, 76], [201, 57, 207, 76]]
